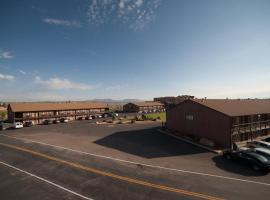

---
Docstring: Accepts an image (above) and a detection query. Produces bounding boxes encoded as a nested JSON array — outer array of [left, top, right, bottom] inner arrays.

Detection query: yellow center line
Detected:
[[0, 142, 224, 200]]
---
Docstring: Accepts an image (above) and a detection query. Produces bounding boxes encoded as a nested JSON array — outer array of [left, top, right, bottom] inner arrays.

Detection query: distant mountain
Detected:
[[92, 99, 142, 103]]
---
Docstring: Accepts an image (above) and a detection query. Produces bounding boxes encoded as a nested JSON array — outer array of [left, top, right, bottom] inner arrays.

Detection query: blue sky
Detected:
[[1, 0, 270, 101]]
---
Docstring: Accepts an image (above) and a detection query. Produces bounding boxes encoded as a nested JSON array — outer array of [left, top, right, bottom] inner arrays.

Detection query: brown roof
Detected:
[[0, 107, 6, 111], [131, 101, 164, 107], [187, 99, 270, 117], [9, 102, 109, 112]]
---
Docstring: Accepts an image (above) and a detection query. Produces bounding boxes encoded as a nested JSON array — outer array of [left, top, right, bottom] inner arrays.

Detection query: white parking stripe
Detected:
[[1, 134, 270, 187], [0, 160, 94, 200]]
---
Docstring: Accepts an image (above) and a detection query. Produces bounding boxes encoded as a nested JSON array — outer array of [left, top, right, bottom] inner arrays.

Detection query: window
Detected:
[[186, 114, 194, 121]]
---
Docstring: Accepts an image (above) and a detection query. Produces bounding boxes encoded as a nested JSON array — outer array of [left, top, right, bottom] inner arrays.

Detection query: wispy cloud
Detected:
[[42, 18, 81, 28], [0, 50, 14, 59], [18, 69, 26, 75], [86, 0, 161, 30], [34, 76, 95, 90], [105, 84, 128, 91], [0, 91, 66, 102], [0, 73, 15, 81]]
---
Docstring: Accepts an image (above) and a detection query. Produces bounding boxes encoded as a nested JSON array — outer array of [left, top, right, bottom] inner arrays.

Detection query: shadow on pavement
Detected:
[[212, 155, 268, 176], [94, 128, 208, 158]]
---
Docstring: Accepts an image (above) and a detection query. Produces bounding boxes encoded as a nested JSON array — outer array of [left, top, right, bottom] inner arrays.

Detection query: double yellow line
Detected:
[[0, 142, 224, 200]]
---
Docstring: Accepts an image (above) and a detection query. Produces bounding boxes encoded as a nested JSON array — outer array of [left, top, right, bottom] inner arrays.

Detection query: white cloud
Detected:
[[0, 73, 15, 81], [42, 18, 81, 27], [0, 91, 66, 102], [18, 69, 26, 75], [135, 0, 144, 7], [34, 76, 95, 90], [119, 0, 125, 9], [86, 0, 161, 30], [0, 50, 14, 59]]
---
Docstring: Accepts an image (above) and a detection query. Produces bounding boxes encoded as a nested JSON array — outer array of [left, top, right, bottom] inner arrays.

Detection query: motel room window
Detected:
[[186, 114, 194, 121]]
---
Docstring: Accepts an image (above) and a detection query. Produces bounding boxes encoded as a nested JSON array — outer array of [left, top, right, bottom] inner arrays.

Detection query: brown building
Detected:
[[167, 99, 270, 149], [8, 102, 109, 124], [154, 95, 194, 108], [123, 101, 165, 113]]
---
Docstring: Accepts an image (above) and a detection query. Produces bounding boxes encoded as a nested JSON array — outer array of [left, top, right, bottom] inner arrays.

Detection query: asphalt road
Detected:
[[0, 121, 269, 200]]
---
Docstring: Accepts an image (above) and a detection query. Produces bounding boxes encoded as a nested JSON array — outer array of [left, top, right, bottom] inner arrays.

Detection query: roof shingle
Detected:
[[9, 102, 108, 112], [190, 99, 270, 116]]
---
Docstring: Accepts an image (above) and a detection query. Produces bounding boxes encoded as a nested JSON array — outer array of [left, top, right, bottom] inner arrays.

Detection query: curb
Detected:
[[156, 129, 223, 154]]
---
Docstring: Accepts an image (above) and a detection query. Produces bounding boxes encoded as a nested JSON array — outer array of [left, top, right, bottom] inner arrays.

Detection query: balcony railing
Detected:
[[232, 120, 270, 135], [231, 120, 270, 143], [16, 112, 104, 120]]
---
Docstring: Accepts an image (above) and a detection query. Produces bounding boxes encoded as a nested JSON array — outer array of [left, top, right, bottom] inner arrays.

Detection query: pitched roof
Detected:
[[188, 99, 270, 117], [9, 102, 109, 112], [131, 101, 164, 107]]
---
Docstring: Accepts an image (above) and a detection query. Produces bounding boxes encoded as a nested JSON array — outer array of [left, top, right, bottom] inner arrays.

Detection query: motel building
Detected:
[[167, 99, 270, 149], [123, 101, 165, 113], [7, 102, 109, 125]]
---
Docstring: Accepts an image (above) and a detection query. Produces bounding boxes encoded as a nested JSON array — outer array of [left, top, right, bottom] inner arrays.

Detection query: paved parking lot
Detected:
[[0, 120, 269, 200]]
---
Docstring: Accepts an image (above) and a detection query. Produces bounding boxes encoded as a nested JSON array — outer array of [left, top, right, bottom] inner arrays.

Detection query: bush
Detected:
[[0, 111, 6, 120]]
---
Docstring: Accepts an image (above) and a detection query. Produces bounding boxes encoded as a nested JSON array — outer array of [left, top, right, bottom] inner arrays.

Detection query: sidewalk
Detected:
[[157, 129, 223, 154]]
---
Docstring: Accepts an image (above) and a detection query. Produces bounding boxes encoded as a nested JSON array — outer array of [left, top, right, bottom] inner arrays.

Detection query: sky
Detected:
[[1, 0, 270, 101]]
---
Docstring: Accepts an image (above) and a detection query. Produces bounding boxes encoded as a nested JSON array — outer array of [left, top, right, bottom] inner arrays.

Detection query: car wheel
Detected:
[[225, 154, 231, 160], [252, 165, 261, 171]]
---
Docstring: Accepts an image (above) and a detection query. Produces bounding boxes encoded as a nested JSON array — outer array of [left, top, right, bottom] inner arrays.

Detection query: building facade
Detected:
[[8, 102, 109, 124], [167, 99, 270, 149], [154, 95, 194, 108], [123, 101, 165, 113]]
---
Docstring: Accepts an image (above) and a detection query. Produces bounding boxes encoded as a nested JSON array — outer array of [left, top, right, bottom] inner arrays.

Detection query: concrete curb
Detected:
[[156, 129, 223, 154]]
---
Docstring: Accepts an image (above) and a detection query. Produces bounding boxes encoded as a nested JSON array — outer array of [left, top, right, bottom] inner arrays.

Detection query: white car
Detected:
[[253, 148, 270, 159], [13, 122, 23, 129], [248, 141, 270, 150]]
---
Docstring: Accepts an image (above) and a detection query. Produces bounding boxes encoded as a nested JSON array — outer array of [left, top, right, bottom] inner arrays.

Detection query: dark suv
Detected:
[[224, 150, 270, 171], [24, 121, 33, 127], [43, 119, 53, 125]]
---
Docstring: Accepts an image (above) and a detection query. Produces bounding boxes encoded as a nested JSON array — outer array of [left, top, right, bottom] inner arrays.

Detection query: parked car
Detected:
[[253, 148, 270, 160], [77, 117, 84, 120], [97, 115, 102, 118], [53, 119, 60, 124], [102, 112, 118, 118], [85, 116, 92, 120], [223, 150, 270, 171], [263, 137, 270, 143], [248, 141, 270, 150], [60, 118, 68, 123], [0, 121, 3, 130], [13, 122, 23, 129], [43, 119, 53, 125], [24, 121, 33, 127]]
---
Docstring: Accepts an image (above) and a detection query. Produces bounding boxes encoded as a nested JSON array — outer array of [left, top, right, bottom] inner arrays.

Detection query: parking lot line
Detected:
[[0, 160, 94, 200], [0, 142, 223, 200], [1, 134, 270, 187]]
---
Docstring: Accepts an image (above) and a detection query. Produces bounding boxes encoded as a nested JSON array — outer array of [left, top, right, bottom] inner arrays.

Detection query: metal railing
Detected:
[[231, 120, 270, 143], [232, 120, 270, 135], [16, 112, 104, 120]]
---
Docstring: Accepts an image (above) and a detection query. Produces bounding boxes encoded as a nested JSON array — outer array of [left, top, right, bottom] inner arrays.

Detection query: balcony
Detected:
[[232, 120, 270, 135], [231, 120, 270, 143], [16, 111, 105, 121]]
